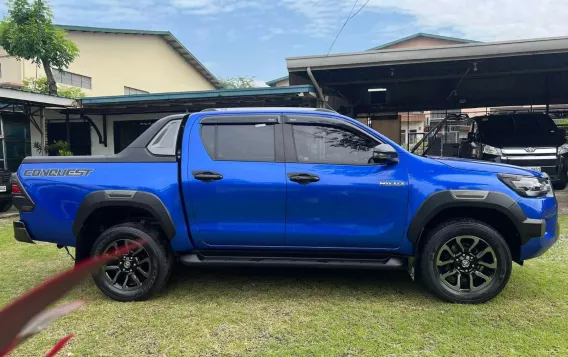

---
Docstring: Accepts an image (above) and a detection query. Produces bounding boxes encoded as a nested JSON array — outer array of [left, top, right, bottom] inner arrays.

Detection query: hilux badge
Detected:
[[380, 181, 406, 187]]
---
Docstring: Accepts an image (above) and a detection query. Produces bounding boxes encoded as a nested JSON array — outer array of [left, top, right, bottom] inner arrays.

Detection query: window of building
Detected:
[[147, 120, 182, 156], [409, 129, 418, 144], [52, 69, 92, 89], [401, 129, 406, 144], [292, 124, 378, 165], [2, 113, 31, 171], [124, 86, 149, 95], [201, 124, 276, 162]]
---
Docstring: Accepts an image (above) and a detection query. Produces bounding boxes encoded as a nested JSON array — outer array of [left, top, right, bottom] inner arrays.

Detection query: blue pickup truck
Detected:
[[11, 108, 559, 304]]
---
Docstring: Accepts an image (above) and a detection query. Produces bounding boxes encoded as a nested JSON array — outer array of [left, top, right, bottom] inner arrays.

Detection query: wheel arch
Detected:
[[409, 190, 531, 263], [73, 190, 175, 262]]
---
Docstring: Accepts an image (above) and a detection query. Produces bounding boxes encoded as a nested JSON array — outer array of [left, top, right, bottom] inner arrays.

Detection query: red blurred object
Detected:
[[0, 239, 145, 356], [43, 335, 74, 357], [11, 184, 20, 195]]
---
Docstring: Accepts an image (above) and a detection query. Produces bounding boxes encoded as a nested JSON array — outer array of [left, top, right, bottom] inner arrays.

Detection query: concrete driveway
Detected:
[[556, 189, 568, 215]]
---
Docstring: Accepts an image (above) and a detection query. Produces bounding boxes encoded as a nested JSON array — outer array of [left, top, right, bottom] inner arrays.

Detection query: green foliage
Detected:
[[33, 140, 73, 156], [22, 77, 85, 98], [218, 76, 256, 89], [0, 0, 79, 95]]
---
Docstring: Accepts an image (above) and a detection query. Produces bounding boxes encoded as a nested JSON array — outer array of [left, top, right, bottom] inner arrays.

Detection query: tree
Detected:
[[22, 77, 85, 98], [0, 0, 79, 96], [219, 76, 256, 89]]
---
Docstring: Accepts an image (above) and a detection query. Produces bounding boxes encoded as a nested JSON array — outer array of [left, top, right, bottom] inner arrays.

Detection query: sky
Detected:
[[3, 0, 568, 86]]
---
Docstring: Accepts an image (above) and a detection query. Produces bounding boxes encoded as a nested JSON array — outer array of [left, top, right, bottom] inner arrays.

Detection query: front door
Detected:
[[283, 115, 409, 249], [184, 114, 287, 247]]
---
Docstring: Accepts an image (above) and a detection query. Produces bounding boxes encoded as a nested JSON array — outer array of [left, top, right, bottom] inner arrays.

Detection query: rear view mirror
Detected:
[[372, 144, 399, 165]]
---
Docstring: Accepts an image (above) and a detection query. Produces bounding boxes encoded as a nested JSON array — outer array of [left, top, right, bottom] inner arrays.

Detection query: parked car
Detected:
[[12, 108, 559, 304], [463, 113, 568, 190], [0, 169, 13, 212]]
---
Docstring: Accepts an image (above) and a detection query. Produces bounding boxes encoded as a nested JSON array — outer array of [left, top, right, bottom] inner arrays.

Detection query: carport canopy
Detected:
[[287, 36, 568, 112], [66, 85, 318, 115]]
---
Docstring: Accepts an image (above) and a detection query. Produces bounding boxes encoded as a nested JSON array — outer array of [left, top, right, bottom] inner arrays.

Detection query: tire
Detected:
[[0, 200, 12, 212], [419, 219, 512, 304], [553, 180, 567, 191], [91, 222, 173, 302]]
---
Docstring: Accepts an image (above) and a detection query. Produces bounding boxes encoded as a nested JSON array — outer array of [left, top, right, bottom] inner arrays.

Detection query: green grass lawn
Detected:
[[1, 217, 568, 357]]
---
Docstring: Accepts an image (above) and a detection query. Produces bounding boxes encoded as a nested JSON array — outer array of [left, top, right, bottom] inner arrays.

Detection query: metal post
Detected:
[[65, 113, 70, 144], [306, 67, 326, 109], [102, 114, 107, 147], [40, 108, 45, 156], [407, 112, 410, 150]]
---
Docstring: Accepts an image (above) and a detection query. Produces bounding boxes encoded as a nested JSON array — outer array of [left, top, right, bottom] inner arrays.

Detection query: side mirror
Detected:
[[372, 144, 399, 164], [467, 132, 476, 142]]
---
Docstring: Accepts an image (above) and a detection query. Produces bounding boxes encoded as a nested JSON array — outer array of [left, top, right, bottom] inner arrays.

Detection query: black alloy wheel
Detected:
[[435, 235, 498, 292], [91, 222, 172, 302], [420, 219, 512, 304], [102, 239, 152, 291]]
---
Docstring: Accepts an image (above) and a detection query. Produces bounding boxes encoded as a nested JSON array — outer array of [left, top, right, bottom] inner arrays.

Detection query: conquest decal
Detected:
[[23, 169, 94, 177]]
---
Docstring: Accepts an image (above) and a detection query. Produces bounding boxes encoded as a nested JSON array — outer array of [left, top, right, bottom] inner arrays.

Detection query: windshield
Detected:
[[476, 114, 565, 147]]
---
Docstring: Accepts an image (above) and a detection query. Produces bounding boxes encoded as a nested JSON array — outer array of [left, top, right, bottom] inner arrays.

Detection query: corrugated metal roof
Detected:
[[81, 85, 316, 105], [56, 25, 222, 89], [0, 88, 77, 107], [287, 35, 568, 71]]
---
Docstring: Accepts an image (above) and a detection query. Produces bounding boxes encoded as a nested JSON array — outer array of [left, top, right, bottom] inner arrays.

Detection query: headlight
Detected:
[[558, 143, 568, 155], [498, 174, 551, 197], [483, 145, 502, 156]]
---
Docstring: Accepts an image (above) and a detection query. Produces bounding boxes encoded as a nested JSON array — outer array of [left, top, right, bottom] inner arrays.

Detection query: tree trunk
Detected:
[[41, 59, 58, 96]]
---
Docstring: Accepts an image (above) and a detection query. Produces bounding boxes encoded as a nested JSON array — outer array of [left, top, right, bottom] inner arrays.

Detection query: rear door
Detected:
[[185, 114, 287, 247], [283, 114, 409, 249]]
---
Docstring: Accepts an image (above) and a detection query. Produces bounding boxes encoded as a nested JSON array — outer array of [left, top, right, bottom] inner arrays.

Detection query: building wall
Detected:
[[380, 37, 465, 50], [271, 78, 290, 87], [6, 31, 215, 96], [88, 113, 169, 155], [0, 48, 23, 86]]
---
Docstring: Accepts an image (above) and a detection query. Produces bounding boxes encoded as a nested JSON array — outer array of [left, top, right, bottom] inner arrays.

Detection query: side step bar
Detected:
[[179, 253, 407, 270]]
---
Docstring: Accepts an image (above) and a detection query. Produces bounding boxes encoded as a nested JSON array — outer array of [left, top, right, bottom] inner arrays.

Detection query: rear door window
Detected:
[[201, 124, 276, 162]]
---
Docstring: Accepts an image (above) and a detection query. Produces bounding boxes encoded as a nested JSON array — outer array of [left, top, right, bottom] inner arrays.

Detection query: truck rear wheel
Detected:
[[91, 222, 172, 302], [419, 219, 512, 304]]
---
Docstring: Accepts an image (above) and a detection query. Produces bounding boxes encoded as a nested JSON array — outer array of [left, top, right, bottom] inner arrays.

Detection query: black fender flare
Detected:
[[72, 190, 176, 239], [407, 190, 544, 247]]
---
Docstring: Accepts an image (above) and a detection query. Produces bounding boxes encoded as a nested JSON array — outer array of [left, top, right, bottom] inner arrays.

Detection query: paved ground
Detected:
[[557, 189, 568, 215], [0, 207, 18, 219]]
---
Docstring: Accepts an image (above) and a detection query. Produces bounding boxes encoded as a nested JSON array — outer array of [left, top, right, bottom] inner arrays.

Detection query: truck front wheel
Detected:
[[419, 219, 512, 304], [91, 222, 173, 302]]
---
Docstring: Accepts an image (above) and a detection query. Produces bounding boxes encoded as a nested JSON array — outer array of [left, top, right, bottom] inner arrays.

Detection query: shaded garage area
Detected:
[[0, 88, 75, 170], [287, 36, 568, 143]]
